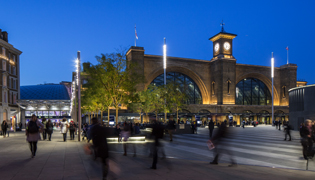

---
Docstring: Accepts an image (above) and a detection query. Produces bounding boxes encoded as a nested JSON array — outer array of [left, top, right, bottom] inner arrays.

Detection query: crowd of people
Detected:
[[2, 113, 315, 179]]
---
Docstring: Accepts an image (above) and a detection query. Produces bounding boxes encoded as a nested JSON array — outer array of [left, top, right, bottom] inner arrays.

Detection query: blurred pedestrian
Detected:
[[42, 118, 47, 140], [60, 118, 69, 142], [89, 117, 110, 180], [284, 121, 292, 141], [69, 121, 76, 140], [115, 124, 122, 142], [122, 122, 131, 156], [150, 120, 165, 169], [275, 120, 278, 129], [1, 120, 8, 138], [46, 119, 54, 141], [242, 120, 245, 128], [300, 120, 315, 159], [167, 116, 176, 141], [210, 121, 236, 167], [278, 120, 281, 131], [26, 114, 44, 158], [208, 119, 214, 138]]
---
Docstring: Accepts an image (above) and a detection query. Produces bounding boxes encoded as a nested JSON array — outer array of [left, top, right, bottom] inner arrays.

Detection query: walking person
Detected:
[[209, 121, 236, 166], [122, 122, 131, 156], [242, 120, 245, 128], [60, 118, 69, 142], [208, 119, 214, 138], [284, 122, 292, 141], [278, 120, 281, 131], [42, 118, 47, 140], [167, 116, 176, 141], [26, 114, 44, 158], [150, 120, 165, 169], [300, 120, 315, 159], [69, 121, 76, 140], [46, 119, 54, 141], [89, 117, 110, 180], [1, 120, 8, 138]]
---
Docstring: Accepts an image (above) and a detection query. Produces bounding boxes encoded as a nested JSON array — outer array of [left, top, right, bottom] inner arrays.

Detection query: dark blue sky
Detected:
[[1, 0, 314, 85]]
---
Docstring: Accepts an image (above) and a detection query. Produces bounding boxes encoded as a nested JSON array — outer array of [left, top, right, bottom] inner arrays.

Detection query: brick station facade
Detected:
[[126, 31, 303, 125]]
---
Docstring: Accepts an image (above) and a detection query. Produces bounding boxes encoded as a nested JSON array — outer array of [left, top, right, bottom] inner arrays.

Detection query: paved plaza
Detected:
[[0, 126, 315, 180]]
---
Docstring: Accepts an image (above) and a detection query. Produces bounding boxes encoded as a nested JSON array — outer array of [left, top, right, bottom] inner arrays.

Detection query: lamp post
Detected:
[[77, 51, 81, 142], [271, 52, 274, 125], [163, 38, 167, 122]]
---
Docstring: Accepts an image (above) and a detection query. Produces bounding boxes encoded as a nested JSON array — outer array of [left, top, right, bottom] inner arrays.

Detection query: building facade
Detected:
[[17, 83, 71, 127], [289, 84, 315, 130], [126, 30, 303, 125], [0, 29, 22, 130]]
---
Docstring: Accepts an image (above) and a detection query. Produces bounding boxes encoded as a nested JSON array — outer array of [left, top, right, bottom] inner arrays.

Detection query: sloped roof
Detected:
[[20, 84, 70, 100]]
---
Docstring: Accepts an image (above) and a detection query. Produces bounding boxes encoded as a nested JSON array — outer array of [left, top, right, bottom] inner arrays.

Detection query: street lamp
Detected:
[[163, 38, 167, 122], [77, 51, 81, 142], [271, 52, 274, 125]]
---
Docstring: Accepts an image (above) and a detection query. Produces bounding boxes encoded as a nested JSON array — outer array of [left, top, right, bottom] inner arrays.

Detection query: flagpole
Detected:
[[135, 24, 137, 47], [271, 52, 274, 127], [287, 47, 289, 64]]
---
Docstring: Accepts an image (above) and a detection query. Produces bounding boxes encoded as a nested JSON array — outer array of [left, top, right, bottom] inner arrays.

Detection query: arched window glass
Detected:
[[150, 72, 202, 104], [236, 78, 271, 105]]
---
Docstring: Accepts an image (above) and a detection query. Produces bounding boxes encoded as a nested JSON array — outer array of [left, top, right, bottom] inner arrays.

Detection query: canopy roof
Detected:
[[20, 84, 70, 100]]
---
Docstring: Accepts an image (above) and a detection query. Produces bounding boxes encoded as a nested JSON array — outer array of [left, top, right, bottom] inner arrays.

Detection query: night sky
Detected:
[[1, 0, 314, 86]]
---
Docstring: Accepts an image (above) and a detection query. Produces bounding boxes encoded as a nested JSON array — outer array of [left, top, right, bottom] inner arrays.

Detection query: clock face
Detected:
[[224, 42, 230, 50], [214, 43, 219, 52]]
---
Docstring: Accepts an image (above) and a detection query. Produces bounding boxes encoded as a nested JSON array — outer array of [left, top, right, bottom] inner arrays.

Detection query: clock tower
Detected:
[[209, 23, 237, 59]]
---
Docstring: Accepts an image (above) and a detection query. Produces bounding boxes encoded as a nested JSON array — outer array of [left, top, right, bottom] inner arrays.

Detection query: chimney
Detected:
[[2, 31, 8, 42], [82, 62, 91, 72]]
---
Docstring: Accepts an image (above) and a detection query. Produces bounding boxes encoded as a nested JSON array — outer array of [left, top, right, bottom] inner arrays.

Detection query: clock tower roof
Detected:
[[209, 32, 237, 42]]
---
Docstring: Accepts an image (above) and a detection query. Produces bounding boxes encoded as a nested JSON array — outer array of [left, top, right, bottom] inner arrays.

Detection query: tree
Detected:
[[88, 50, 143, 124], [129, 85, 157, 123], [165, 83, 187, 122], [82, 66, 113, 125]]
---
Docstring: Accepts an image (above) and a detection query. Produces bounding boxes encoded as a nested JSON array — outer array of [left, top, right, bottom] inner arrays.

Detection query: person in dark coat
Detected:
[[150, 120, 165, 169], [90, 117, 110, 180], [210, 122, 236, 166], [167, 116, 176, 141], [1, 120, 8, 138], [284, 121, 292, 141], [46, 119, 54, 141], [69, 121, 76, 140], [300, 120, 315, 159], [42, 118, 47, 140], [278, 120, 281, 131], [208, 120, 214, 138]]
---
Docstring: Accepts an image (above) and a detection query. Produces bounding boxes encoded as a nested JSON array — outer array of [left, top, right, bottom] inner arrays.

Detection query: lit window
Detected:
[[13, 79, 16, 89], [4, 92, 7, 103], [2, 47, 5, 56], [3, 75, 6, 86], [2, 60, 6, 71]]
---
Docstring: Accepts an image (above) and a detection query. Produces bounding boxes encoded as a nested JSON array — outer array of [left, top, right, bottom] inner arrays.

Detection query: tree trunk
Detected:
[[107, 107, 110, 126], [89, 112, 91, 124], [155, 112, 158, 121], [116, 106, 119, 125], [177, 108, 179, 123], [140, 113, 142, 124], [97, 110, 99, 119]]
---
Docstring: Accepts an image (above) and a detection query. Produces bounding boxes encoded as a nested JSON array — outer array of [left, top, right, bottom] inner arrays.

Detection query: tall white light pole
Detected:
[[271, 52, 274, 125], [77, 51, 82, 142], [163, 38, 167, 122]]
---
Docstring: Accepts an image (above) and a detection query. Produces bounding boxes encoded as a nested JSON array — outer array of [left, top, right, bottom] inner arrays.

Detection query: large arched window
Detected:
[[150, 72, 202, 104], [236, 78, 271, 105]]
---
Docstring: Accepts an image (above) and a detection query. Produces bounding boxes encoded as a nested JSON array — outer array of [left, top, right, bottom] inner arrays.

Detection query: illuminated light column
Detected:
[[163, 38, 167, 122], [271, 52, 274, 125], [77, 51, 81, 142]]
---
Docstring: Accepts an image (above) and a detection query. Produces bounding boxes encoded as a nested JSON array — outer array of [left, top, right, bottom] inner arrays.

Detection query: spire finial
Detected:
[[220, 20, 225, 32]]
